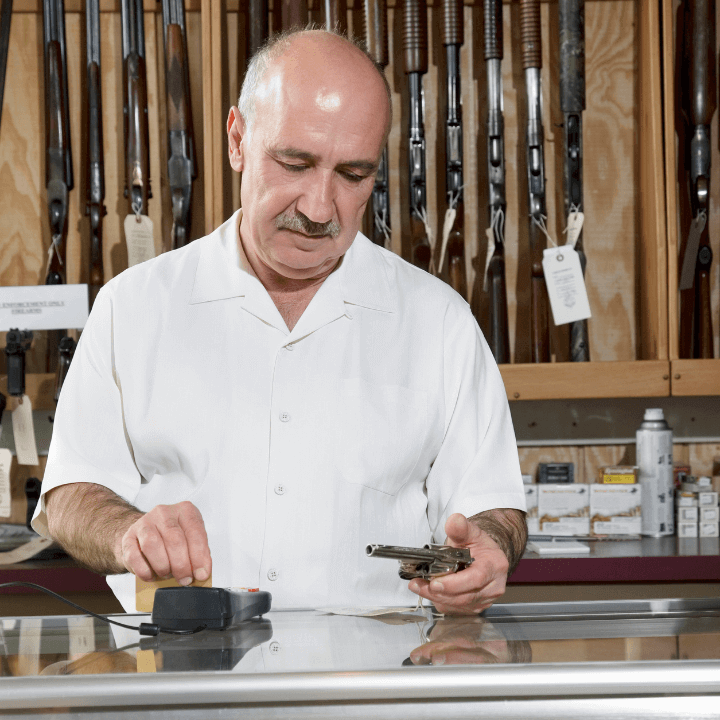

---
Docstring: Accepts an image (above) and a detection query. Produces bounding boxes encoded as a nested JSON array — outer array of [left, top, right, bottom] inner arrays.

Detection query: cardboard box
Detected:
[[698, 492, 718, 507], [700, 507, 719, 523], [524, 485, 538, 534], [678, 506, 699, 522], [700, 522, 720, 538], [678, 522, 699, 538], [676, 493, 698, 507], [598, 466, 638, 484], [538, 484, 590, 536], [590, 484, 642, 535]]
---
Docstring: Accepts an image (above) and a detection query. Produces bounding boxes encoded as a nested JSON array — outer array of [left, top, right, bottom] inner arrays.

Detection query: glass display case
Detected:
[[2, 598, 720, 718]]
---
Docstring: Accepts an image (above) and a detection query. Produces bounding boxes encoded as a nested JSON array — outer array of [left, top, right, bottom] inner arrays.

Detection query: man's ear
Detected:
[[227, 106, 246, 173]]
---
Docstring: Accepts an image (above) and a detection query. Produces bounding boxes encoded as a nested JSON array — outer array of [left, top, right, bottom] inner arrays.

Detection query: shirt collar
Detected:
[[189, 208, 396, 315]]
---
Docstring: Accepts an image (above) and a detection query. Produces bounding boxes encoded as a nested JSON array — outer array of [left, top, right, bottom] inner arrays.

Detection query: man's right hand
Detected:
[[119, 501, 212, 586]]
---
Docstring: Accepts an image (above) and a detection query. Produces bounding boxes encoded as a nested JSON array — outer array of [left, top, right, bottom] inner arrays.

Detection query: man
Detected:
[[33, 30, 526, 614]]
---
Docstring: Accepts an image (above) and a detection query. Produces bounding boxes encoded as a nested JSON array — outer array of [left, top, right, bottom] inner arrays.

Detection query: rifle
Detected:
[[363, 0, 390, 247], [521, 0, 549, 363], [86, 0, 105, 310], [0, 0, 12, 136], [678, 0, 715, 358], [559, 0, 588, 361], [43, 0, 73, 371], [281, 0, 308, 30], [441, 0, 466, 298], [483, 0, 509, 363], [402, 0, 431, 271], [323, 0, 346, 34], [161, 0, 197, 250], [248, 0, 269, 60], [121, 0, 151, 220]]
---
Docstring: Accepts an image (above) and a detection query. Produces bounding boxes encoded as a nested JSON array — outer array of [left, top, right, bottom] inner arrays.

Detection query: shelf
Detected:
[[510, 537, 720, 584], [499, 361, 671, 401], [670, 360, 720, 397]]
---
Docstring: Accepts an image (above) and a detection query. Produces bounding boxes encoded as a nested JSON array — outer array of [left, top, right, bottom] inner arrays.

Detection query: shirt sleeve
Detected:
[[425, 305, 526, 541], [31, 283, 142, 538]]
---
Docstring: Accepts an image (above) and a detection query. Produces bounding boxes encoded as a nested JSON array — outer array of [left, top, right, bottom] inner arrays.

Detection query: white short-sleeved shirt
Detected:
[[33, 210, 525, 611]]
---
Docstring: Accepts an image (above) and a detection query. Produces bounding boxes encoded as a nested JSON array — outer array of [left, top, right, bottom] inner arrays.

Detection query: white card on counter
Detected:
[[542, 245, 592, 326], [0, 449, 11, 518], [12, 396, 39, 466], [0, 285, 88, 332], [527, 540, 590, 554], [124, 214, 156, 267]]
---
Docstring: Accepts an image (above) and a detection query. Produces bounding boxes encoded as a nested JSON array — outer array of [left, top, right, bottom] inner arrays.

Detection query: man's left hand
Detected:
[[408, 513, 509, 615]]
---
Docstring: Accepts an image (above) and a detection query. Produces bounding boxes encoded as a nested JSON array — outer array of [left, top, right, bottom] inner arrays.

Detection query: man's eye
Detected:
[[341, 171, 365, 183], [282, 163, 307, 172]]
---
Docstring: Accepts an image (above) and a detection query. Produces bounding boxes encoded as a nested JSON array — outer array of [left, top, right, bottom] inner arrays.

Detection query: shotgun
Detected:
[[0, 0, 12, 136], [323, 0, 347, 34], [162, 0, 197, 250], [402, 0, 431, 271], [364, 0, 390, 247], [441, 0, 466, 297], [43, 0, 73, 371], [483, 0, 509, 363], [678, 0, 715, 358], [521, 0, 549, 363], [559, 0, 589, 361], [121, 0, 151, 220], [86, 0, 105, 310]]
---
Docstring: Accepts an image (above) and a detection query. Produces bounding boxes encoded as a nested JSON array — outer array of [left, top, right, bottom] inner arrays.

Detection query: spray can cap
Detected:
[[644, 408, 665, 421]]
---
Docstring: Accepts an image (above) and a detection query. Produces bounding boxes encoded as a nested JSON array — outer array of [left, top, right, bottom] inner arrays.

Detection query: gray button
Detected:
[[274, 484, 286, 495], [269, 641, 281, 654], [279, 412, 291, 422], [267, 569, 278, 581]]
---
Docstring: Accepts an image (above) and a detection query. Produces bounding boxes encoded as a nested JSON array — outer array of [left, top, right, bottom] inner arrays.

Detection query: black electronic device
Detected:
[[538, 462, 575, 484], [151, 587, 272, 632]]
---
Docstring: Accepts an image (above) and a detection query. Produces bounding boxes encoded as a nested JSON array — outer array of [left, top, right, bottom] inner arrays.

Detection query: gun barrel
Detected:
[[366, 544, 437, 561]]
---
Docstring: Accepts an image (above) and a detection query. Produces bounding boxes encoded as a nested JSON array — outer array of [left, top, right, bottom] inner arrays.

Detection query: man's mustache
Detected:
[[275, 211, 341, 239]]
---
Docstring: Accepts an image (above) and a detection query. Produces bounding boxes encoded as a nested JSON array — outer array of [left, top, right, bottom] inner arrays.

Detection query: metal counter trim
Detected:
[[3, 660, 720, 710]]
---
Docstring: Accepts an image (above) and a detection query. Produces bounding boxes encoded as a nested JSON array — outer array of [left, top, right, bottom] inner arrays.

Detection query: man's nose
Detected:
[[296, 169, 334, 225]]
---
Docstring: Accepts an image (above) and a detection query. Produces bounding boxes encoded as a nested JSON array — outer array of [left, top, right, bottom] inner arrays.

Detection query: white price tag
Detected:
[[124, 214, 156, 267], [0, 448, 11, 518], [438, 207, 456, 273], [483, 227, 494, 293], [565, 211, 584, 248], [12, 396, 39, 466], [542, 245, 592, 326]]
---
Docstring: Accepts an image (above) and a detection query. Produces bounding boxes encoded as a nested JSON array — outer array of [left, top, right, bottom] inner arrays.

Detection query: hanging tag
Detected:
[[12, 396, 39, 466], [483, 228, 494, 293], [542, 245, 592, 326], [124, 215, 156, 267], [0, 448, 11, 518], [566, 211, 584, 248], [438, 207, 456, 273]]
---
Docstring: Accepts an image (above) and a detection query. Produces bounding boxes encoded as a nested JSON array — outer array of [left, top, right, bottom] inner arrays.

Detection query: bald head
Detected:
[[238, 29, 391, 141]]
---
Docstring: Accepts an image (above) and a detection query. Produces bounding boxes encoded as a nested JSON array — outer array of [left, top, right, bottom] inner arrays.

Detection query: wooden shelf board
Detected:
[[671, 359, 720, 397], [499, 360, 671, 401]]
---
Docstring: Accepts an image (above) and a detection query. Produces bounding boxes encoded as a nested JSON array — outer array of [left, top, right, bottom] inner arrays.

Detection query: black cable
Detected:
[[0, 582, 206, 636]]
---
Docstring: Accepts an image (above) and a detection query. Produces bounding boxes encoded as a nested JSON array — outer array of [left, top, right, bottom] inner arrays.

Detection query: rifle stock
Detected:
[[403, 0, 431, 271]]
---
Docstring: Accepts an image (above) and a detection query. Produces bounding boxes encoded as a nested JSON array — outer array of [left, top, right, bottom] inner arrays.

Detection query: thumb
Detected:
[[444, 513, 480, 547]]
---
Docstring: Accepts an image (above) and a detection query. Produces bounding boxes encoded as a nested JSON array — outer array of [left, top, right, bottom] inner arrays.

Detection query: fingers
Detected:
[[120, 502, 211, 585]]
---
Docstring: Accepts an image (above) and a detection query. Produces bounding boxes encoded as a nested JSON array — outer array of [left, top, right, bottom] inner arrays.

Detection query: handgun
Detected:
[[366, 543, 473, 580]]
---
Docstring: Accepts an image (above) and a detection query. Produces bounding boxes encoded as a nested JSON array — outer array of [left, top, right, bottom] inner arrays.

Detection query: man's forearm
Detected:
[[468, 508, 527, 577], [46, 483, 143, 575]]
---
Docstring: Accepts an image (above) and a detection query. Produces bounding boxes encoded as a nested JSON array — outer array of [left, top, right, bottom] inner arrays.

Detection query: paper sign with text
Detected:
[[0, 285, 88, 332]]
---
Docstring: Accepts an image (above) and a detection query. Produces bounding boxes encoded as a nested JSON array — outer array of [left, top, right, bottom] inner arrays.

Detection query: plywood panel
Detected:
[[583, 444, 635, 483]]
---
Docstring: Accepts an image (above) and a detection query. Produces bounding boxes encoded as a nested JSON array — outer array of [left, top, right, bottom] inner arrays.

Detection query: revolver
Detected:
[[366, 543, 473, 580]]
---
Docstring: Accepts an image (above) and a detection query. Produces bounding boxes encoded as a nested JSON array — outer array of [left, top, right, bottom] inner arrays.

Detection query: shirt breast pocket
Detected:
[[329, 379, 428, 496]]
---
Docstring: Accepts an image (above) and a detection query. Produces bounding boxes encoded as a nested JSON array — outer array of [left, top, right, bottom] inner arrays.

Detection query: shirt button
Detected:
[[267, 569, 278, 581], [279, 412, 291, 422], [269, 641, 281, 654], [274, 484, 286, 495]]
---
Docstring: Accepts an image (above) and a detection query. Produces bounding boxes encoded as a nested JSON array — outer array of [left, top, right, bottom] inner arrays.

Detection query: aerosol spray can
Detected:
[[636, 408, 674, 537]]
